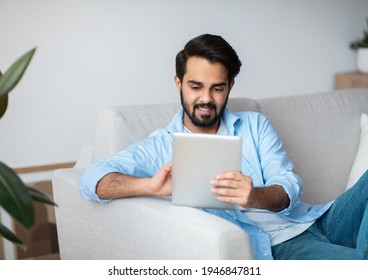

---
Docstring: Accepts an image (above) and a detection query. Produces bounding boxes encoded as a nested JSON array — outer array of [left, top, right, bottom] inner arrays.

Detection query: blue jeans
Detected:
[[272, 170, 368, 260]]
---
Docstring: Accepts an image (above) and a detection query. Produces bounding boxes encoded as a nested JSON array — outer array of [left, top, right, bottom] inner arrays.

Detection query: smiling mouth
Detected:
[[195, 103, 215, 112], [195, 105, 215, 117], [198, 107, 212, 112]]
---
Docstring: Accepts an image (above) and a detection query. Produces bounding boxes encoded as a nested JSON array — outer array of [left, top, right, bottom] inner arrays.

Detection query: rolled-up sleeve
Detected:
[[256, 114, 303, 215], [79, 130, 172, 203]]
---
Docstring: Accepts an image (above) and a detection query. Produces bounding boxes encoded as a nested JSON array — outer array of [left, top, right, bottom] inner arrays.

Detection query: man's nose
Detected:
[[199, 89, 213, 103]]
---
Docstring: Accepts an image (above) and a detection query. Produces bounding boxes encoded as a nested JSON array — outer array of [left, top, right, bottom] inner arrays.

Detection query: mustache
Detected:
[[194, 103, 216, 110]]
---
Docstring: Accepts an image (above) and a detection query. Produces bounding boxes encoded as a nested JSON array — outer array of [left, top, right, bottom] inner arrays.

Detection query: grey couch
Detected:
[[52, 88, 368, 259]]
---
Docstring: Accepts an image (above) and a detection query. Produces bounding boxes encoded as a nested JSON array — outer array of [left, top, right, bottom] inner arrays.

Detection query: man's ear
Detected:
[[174, 75, 181, 92]]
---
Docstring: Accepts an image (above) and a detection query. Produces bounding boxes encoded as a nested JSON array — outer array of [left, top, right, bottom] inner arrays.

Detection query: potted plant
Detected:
[[350, 17, 368, 73], [0, 48, 56, 252]]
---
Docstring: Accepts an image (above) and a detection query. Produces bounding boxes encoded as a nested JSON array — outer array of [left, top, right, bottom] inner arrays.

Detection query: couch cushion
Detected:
[[257, 89, 368, 204], [345, 113, 368, 189]]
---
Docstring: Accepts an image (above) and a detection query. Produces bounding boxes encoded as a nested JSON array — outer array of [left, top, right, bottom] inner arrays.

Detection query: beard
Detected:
[[180, 89, 229, 128]]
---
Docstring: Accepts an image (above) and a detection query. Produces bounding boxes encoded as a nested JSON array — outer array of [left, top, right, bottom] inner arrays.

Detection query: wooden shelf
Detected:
[[335, 72, 368, 89]]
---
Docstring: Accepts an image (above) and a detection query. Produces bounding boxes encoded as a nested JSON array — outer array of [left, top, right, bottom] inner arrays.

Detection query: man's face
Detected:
[[175, 56, 233, 134]]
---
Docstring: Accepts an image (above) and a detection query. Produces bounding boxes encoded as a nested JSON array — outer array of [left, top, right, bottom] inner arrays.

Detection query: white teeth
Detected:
[[198, 107, 211, 111]]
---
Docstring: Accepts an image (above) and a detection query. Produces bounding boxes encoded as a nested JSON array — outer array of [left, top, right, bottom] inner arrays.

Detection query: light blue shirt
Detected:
[[79, 108, 333, 259]]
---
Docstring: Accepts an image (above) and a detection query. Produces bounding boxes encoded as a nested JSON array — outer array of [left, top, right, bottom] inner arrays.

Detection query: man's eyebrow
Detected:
[[187, 80, 227, 87], [211, 82, 227, 88], [187, 80, 202, 86]]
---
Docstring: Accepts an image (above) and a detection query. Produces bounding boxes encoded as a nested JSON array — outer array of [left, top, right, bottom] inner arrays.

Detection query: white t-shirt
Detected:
[[243, 209, 313, 245]]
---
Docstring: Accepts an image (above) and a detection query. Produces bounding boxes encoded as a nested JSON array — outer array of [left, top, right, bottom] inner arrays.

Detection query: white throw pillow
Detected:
[[345, 113, 368, 190]]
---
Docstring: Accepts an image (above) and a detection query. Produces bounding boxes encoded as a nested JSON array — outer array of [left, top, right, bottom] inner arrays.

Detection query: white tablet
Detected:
[[171, 132, 242, 210]]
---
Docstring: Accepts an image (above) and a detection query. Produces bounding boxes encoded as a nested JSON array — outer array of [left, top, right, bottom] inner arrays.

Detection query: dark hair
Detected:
[[175, 34, 242, 83]]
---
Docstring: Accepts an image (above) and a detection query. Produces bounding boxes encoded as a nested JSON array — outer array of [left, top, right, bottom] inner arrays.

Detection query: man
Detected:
[[80, 34, 368, 260]]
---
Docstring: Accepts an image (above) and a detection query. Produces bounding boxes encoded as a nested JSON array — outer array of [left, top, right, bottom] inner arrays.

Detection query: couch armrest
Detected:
[[52, 168, 253, 260]]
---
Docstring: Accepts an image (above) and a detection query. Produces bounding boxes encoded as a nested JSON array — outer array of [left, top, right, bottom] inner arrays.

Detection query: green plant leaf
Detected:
[[0, 93, 8, 119], [0, 48, 36, 98], [27, 186, 57, 206], [0, 223, 26, 251], [0, 70, 7, 118], [0, 162, 34, 229]]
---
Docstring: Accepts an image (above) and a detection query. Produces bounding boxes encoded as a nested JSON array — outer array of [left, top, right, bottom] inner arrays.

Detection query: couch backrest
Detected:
[[94, 102, 180, 161], [93, 89, 368, 204], [257, 89, 368, 203]]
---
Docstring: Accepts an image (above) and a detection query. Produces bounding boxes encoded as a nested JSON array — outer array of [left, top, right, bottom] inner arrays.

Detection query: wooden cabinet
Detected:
[[335, 72, 368, 89]]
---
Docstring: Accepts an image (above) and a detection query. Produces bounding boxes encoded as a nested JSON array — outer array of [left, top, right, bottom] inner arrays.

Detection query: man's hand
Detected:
[[210, 172, 254, 208], [210, 171, 290, 212], [148, 162, 172, 196]]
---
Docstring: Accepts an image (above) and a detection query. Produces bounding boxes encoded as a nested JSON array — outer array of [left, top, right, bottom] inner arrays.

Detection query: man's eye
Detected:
[[191, 86, 200, 90], [214, 87, 225, 92]]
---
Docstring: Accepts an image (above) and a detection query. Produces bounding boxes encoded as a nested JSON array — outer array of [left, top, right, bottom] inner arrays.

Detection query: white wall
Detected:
[[0, 0, 368, 168]]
